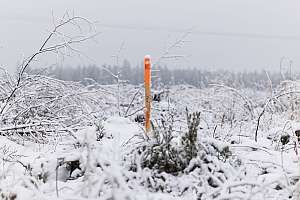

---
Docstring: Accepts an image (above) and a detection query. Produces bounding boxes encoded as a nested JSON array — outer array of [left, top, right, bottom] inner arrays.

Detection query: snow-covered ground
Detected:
[[0, 80, 300, 199]]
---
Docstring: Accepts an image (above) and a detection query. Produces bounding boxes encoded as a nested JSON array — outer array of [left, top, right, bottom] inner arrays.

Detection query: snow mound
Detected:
[[103, 116, 143, 146]]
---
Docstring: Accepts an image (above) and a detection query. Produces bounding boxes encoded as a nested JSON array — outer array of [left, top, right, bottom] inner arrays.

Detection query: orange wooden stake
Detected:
[[144, 55, 151, 133]]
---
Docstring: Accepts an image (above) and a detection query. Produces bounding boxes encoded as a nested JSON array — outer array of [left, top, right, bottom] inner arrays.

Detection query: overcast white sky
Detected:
[[1, 0, 300, 72]]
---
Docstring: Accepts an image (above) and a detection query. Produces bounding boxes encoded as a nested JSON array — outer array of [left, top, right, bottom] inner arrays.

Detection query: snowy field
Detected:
[[0, 73, 300, 200]]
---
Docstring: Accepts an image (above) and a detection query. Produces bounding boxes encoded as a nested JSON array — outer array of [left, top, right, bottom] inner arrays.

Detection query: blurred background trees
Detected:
[[34, 59, 289, 90]]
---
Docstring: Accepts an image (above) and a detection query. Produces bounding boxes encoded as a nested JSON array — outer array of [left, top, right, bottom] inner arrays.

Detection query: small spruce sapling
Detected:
[[181, 108, 201, 166], [94, 120, 105, 141], [140, 108, 202, 174], [142, 113, 185, 174]]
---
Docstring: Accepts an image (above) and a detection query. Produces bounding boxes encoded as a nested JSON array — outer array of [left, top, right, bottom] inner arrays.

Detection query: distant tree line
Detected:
[[36, 59, 298, 90]]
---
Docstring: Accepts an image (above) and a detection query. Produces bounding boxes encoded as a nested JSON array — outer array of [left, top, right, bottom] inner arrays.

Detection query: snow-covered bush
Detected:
[[136, 108, 236, 178], [0, 73, 115, 144], [140, 110, 185, 174], [181, 109, 201, 166], [127, 115, 240, 198], [140, 136, 183, 174]]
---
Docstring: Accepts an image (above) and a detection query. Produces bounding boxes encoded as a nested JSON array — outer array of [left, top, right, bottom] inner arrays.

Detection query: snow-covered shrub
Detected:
[[94, 120, 105, 141], [181, 109, 201, 166], [141, 111, 185, 174], [0, 73, 119, 144], [210, 85, 255, 126], [129, 131, 239, 198], [274, 80, 300, 120], [139, 108, 229, 177]]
